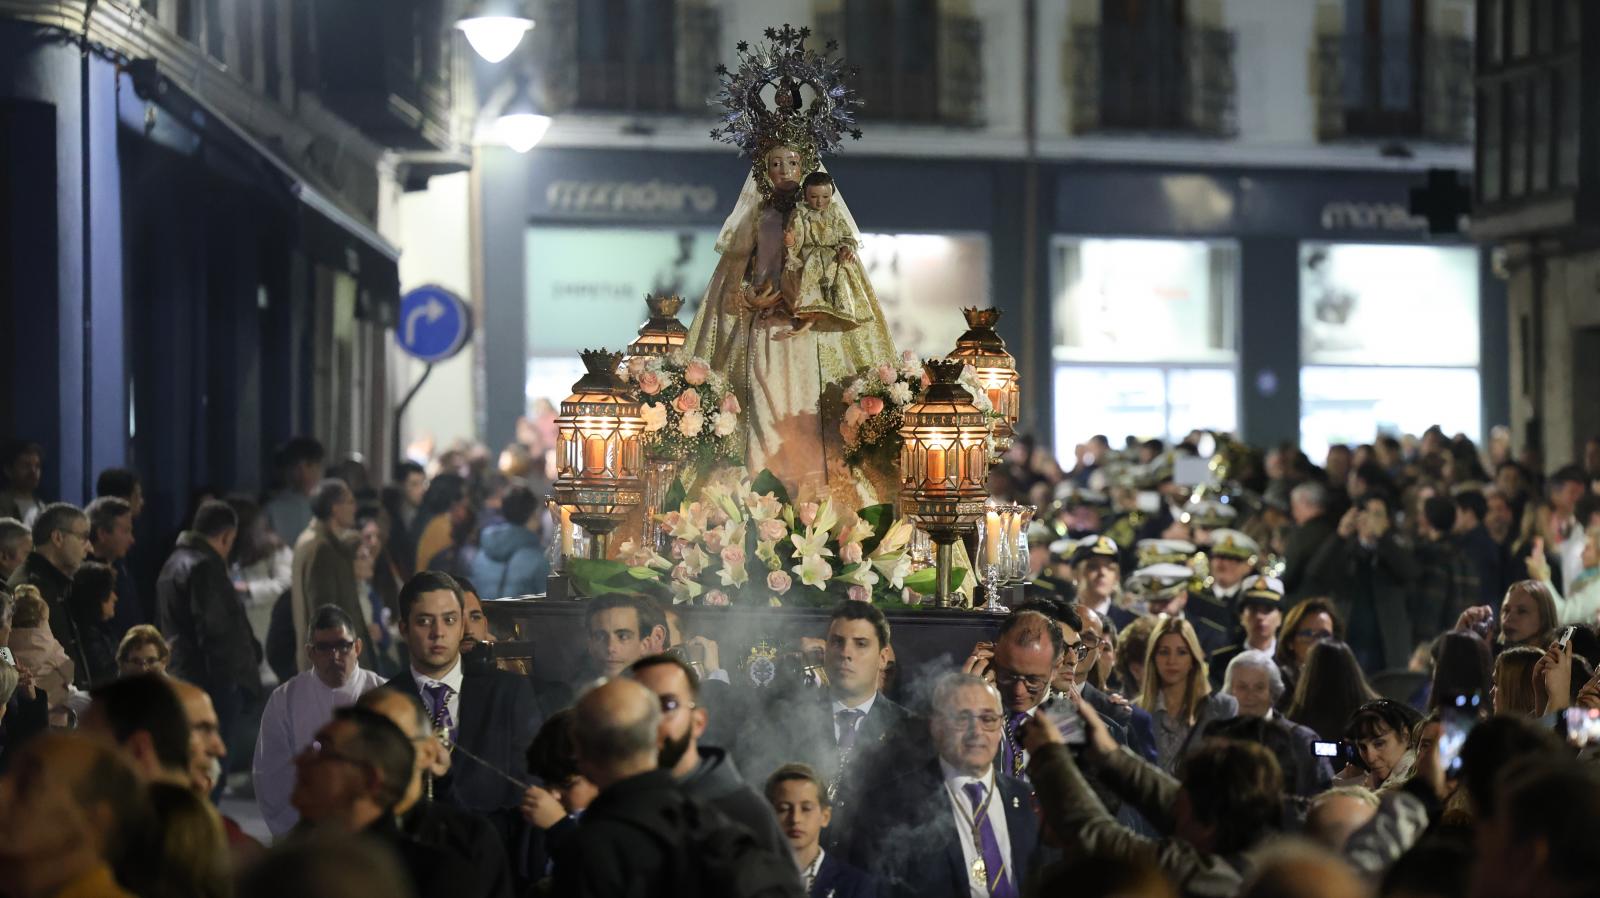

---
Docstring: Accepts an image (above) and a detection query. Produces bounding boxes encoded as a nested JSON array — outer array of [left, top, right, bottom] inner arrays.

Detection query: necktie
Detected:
[[836, 708, 866, 751], [424, 681, 454, 739], [1003, 711, 1029, 777], [961, 782, 1017, 898]]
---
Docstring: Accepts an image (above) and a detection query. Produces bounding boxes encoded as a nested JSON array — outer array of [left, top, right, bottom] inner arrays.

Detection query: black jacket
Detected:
[[399, 798, 514, 898], [383, 663, 544, 816], [9, 552, 78, 662], [156, 532, 261, 695], [811, 851, 876, 898], [849, 758, 1040, 898], [1282, 514, 1340, 604], [69, 613, 119, 689], [363, 813, 480, 898], [678, 746, 791, 859]]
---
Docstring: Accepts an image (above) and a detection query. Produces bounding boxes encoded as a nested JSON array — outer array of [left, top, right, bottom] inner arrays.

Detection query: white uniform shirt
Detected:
[[252, 666, 387, 836]]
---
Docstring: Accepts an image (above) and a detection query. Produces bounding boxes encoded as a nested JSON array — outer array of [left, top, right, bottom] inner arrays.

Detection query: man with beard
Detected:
[[456, 576, 497, 675], [627, 653, 788, 857]]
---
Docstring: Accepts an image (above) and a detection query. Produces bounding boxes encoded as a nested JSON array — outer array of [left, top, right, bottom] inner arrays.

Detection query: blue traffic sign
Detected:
[[396, 285, 472, 363]]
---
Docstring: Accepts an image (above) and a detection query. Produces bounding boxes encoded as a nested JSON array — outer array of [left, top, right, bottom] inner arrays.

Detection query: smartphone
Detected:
[[1312, 739, 1359, 768], [1560, 626, 1576, 649], [1036, 693, 1087, 745], [1438, 698, 1482, 777], [1312, 740, 1339, 758], [1564, 708, 1600, 748], [0, 646, 12, 667]]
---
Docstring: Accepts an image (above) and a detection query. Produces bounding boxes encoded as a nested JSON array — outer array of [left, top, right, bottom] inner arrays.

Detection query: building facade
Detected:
[[478, 0, 1500, 461]]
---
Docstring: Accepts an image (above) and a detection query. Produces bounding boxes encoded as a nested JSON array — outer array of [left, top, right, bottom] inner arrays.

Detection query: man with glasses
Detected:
[[8, 503, 89, 662], [290, 705, 476, 898], [253, 604, 386, 836], [627, 653, 789, 858], [851, 672, 1039, 898], [963, 608, 1067, 783]]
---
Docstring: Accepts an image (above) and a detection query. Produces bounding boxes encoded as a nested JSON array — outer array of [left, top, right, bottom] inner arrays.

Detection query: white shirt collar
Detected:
[[800, 848, 825, 889], [411, 656, 463, 694], [832, 691, 878, 718], [939, 758, 997, 794]]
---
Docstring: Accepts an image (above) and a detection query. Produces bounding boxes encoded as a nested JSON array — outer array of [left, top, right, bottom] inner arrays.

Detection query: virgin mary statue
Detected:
[[683, 27, 898, 507]]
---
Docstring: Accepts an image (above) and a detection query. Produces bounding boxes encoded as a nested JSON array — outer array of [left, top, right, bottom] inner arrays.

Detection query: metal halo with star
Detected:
[[708, 24, 864, 196]]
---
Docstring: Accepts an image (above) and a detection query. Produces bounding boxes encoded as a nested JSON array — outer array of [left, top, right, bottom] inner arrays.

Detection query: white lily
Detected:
[[875, 518, 915, 556], [871, 552, 913, 589], [717, 562, 750, 588], [837, 562, 881, 588], [793, 553, 833, 589], [790, 528, 832, 559]]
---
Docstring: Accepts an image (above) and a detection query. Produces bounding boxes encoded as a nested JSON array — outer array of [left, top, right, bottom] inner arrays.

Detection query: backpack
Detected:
[[623, 794, 805, 898]]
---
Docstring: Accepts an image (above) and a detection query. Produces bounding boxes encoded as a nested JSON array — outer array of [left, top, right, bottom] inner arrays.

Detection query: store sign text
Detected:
[[1319, 202, 1427, 233], [544, 179, 719, 218]]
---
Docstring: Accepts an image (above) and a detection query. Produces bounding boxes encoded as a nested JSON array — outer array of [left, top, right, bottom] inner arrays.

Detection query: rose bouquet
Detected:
[[838, 353, 1001, 465], [623, 353, 742, 465], [567, 468, 964, 607]]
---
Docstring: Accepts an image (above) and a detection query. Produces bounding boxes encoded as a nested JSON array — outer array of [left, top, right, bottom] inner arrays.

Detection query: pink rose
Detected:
[[671, 538, 689, 558], [901, 350, 918, 367], [637, 370, 663, 395], [766, 570, 793, 595], [720, 392, 741, 414], [627, 356, 648, 379], [704, 590, 730, 606], [685, 359, 711, 386], [920, 371, 932, 389], [847, 585, 871, 603], [703, 528, 726, 553], [674, 389, 702, 413], [798, 502, 820, 528], [877, 364, 898, 384], [671, 563, 692, 582], [860, 396, 885, 416], [720, 545, 746, 568], [840, 542, 863, 565], [758, 518, 788, 543]]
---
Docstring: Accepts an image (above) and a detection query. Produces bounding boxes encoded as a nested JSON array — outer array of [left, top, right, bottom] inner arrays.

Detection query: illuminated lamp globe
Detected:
[[496, 110, 551, 153], [456, 15, 534, 64]]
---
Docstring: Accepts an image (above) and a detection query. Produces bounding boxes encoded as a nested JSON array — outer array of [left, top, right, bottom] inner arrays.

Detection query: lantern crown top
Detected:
[[579, 349, 626, 375], [645, 294, 685, 318], [961, 307, 1001, 328], [924, 358, 967, 384]]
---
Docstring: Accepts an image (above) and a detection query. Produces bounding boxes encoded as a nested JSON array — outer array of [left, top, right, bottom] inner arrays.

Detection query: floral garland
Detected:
[[623, 354, 742, 465], [839, 353, 999, 466], [568, 468, 962, 607]]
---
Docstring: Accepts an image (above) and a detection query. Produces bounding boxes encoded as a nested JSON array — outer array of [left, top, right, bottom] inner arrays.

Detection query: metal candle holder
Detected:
[[946, 307, 1020, 461], [552, 349, 645, 560], [900, 359, 992, 608]]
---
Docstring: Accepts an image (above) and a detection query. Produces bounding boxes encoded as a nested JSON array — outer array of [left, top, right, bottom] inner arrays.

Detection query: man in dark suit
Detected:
[[851, 672, 1038, 898], [1283, 481, 1341, 604], [749, 602, 919, 850], [383, 571, 543, 819], [1071, 537, 1136, 631]]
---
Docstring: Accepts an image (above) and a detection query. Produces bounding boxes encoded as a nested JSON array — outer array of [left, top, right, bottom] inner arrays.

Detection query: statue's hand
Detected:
[[746, 284, 783, 312]]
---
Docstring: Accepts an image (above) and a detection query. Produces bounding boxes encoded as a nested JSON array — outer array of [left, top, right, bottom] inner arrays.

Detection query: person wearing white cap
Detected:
[[1207, 576, 1286, 689]]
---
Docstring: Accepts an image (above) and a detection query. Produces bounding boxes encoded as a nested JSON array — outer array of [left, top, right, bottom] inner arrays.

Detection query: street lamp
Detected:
[[900, 359, 991, 608], [553, 349, 645, 559], [495, 86, 551, 152], [946, 307, 1019, 460], [455, 7, 535, 64]]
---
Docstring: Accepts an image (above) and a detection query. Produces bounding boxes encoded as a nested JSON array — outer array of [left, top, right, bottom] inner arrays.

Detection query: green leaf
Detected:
[[903, 565, 968, 597], [750, 468, 792, 506], [858, 503, 894, 554], [661, 476, 688, 515], [569, 559, 642, 597]]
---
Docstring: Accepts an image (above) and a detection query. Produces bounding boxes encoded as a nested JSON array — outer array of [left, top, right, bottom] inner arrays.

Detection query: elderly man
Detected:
[[253, 605, 387, 836], [291, 479, 364, 670], [1284, 481, 1340, 603], [852, 672, 1039, 898]]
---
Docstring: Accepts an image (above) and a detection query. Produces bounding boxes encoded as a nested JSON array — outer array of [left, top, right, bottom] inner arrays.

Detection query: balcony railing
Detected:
[[1067, 23, 1237, 137], [815, 12, 985, 127], [1315, 34, 1473, 144]]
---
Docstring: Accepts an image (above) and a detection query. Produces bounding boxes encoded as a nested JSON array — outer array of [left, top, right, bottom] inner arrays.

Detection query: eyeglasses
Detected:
[[1294, 629, 1334, 642], [300, 739, 371, 769], [659, 696, 697, 714], [311, 640, 356, 655], [940, 711, 1005, 732], [1065, 641, 1092, 661], [992, 668, 1050, 694]]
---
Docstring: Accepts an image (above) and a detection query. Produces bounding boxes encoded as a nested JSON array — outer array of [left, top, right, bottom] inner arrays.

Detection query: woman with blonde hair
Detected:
[[1492, 645, 1544, 716], [1136, 616, 1238, 773]]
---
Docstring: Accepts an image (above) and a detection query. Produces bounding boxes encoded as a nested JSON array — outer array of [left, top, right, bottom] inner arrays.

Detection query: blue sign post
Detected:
[[393, 286, 473, 466], [396, 285, 473, 362]]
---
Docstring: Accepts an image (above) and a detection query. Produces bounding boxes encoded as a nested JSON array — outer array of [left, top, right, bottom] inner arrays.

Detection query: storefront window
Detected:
[[1298, 242, 1480, 448], [523, 226, 990, 412], [1051, 237, 1239, 453]]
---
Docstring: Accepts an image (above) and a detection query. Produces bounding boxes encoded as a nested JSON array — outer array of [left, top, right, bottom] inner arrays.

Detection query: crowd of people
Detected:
[[4, 422, 1600, 898]]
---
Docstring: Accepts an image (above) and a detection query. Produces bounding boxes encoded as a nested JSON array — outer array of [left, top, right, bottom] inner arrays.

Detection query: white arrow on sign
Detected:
[[405, 297, 447, 346]]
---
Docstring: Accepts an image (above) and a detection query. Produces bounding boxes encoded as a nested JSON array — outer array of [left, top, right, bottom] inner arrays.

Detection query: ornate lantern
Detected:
[[946, 307, 1019, 459], [553, 349, 645, 559], [899, 359, 992, 608], [623, 294, 689, 366]]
